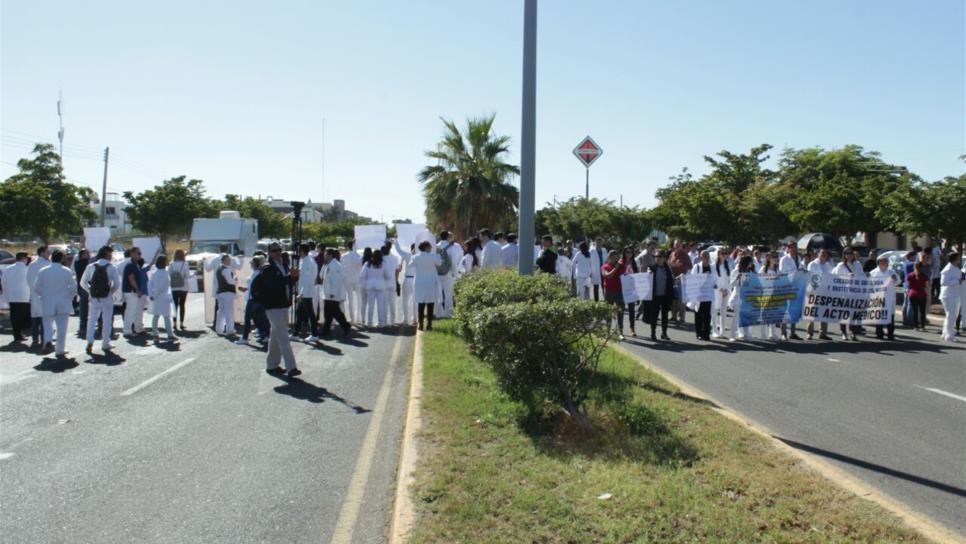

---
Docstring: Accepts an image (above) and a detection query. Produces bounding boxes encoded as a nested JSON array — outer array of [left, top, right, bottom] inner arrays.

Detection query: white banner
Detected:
[[132, 236, 162, 265], [801, 273, 896, 325], [83, 227, 111, 251], [621, 272, 653, 304], [395, 223, 426, 252], [354, 224, 387, 251], [415, 229, 437, 249], [682, 272, 715, 307]]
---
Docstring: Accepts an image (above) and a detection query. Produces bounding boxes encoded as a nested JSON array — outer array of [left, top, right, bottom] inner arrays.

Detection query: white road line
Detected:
[[0, 453, 15, 460], [329, 334, 406, 544], [0, 370, 38, 386], [120, 358, 197, 396], [916, 386, 966, 404], [826, 358, 841, 363]]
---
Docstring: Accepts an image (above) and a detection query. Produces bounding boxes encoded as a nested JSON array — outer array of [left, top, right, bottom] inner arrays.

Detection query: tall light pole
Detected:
[[100, 147, 110, 227], [517, 0, 537, 275], [57, 89, 65, 162]]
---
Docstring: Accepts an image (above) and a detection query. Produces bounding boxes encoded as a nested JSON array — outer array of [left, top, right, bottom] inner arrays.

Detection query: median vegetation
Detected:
[[409, 272, 924, 542]]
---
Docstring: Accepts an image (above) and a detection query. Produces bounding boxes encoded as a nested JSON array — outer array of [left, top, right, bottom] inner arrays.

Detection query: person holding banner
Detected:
[[939, 252, 962, 342], [758, 252, 781, 341], [869, 255, 900, 340], [832, 248, 865, 341], [572, 242, 594, 300], [690, 251, 714, 341], [806, 249, 834, 340], [729, 256, 756, 342], [711, 248, 731, 338], [341, 240, 362, 323], [648, 251, 675, 341], [779, 242, 806, 340], [601, 250, 635, 340]]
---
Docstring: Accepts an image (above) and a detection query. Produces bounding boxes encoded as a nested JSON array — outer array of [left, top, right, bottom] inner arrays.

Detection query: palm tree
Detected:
[[418, 115, 520, 241]]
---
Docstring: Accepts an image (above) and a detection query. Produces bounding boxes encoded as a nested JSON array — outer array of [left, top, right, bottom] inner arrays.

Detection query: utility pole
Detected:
[[100, 147, 110, 227], [321, 117, 326, 202], [57, 90, 65, 162], [585, 168, 589, 200], [517, 0, 537, 275]]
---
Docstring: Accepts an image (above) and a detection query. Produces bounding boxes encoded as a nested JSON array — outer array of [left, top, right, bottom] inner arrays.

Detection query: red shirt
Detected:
[[906, 272, 929, 299], [601, 263, 622, 293]]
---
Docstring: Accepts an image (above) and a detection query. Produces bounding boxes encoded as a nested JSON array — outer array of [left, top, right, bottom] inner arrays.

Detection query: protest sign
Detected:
[[621, 272, 653, 304], [83, 227, 111, 251], [738, 272, 808, 327], [132, 237, 162, 265], [394, 223, 426, 251], [801, 273, 895, 325], [354, 224, 387, 251], [682, 272, 715, 308], [415, 229, 437, 249]]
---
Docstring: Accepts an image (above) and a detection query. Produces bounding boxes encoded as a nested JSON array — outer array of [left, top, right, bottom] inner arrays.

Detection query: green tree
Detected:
[[536, 197, 652, 249], [216, 194, 288, 239], [301, 217, 373, 247], [0, 143, 95, 242], [884, 173, 966, 250], [418, 115, 520, 240], [124, 176, 215, 252]]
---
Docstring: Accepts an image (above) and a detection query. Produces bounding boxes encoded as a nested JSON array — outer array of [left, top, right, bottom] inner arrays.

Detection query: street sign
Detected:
[[573, 136, 602, 168]]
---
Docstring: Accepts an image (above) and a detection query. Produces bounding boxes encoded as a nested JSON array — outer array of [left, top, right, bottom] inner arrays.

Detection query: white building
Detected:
[[89, 192, 133, 235]]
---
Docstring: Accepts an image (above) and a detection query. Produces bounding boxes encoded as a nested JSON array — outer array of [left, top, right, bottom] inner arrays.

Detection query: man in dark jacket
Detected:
[[535, 235, 557, 274], [251, 243, 301, 377]]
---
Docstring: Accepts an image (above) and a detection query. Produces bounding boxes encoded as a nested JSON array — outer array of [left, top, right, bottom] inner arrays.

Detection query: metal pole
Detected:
[[517, 0, 537, 275], [100, 147, 109, 227], [585, 167, 589, 200]]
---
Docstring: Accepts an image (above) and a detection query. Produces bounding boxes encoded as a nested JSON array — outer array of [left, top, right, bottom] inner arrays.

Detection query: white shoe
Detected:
[[306, 336, 318, 343], [841, 333, 848, 341], [711, 332, 720, 339], [728, 337, 737, 342]]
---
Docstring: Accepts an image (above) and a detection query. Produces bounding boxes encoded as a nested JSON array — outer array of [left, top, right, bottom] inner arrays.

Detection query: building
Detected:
[[89, 192, 134, 235], [260, 197, 370, 223]]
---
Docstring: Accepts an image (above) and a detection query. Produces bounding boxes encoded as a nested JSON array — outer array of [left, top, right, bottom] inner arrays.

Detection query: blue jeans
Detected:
[[242, 299, 269, 340]]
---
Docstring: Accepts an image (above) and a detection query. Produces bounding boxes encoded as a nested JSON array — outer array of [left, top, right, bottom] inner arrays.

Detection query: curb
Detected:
[[613, 343, 964, 544], [389, 329, 423, 544]]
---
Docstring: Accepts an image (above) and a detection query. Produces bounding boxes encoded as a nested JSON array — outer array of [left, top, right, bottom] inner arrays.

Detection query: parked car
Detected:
[[0, 249, 15, 266]]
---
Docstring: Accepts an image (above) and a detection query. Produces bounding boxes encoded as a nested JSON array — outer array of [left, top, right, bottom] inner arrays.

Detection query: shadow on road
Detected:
[[1, 341, 32, 353], [34, 356, 79, 373], [84, 351, 126, 366], [273, 377, 371, 413], [775, 436, 966, 498]]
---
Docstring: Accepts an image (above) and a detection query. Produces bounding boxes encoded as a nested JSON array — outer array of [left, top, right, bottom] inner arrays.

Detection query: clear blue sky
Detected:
[[2, 0, 963, 224]]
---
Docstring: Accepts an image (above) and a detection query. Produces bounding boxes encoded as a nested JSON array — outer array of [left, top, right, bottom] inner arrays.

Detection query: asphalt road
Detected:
[[619, 316, 966, 537], [0, 296, 413, 544]]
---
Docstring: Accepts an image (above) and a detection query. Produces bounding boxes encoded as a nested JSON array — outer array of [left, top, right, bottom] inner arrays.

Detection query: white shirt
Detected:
[[205, 253, 240, 272], [480, 239, 502, 270], [360, 262, 394, 290], [437, 240, 464, 276], [1, 261, 30, 303], [556, 254, 574, 279], [501, 243, 519, 269], [573, 252, 594, 281], [779, 253, 805, 274], [869, 266, 899, 285], [807, 259, 834, 276], [148, 267, 172, 303], [297, 255, 318, 298], [459, 254, 476, 276], [27, 256, 50, 317], [589, 246, 607, 284], [394, 240, 414, 278], [321, 259, 346, 301], [33, 262, 77, 317], [80, 258, 122, 299], [341, 250, 362, 284], [939, 262, 963, 301], [832, 261, 865, 279]]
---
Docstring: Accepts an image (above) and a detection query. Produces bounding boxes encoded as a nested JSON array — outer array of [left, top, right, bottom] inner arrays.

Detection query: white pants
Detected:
[[401, 277, 415, 324], [437, 274, 455, 317], [760, 323, 779, 340], [359, 286, 368, 324], [730, 304, 752, 340], [344, 282, 360, 322], [367, 287, 387, 326], [123, 292, 145, 334], [712, 289, 729, 336], [86, 297, 114, 349], [42, 313, 69, 354], [152, 314, 174, 339], [216, 292, 236, 335], [941, 297, 960, 341], [265, 308, 296, 370], [386, 284, 397, 324], [576, 278, 591, 300]]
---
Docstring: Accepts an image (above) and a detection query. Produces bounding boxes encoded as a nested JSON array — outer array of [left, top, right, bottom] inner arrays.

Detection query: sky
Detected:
[[2, 0, 964, 225]]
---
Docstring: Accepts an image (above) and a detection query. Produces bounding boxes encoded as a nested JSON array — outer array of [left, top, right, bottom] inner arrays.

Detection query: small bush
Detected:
[[453, 270, 571, 343], [469, 299, 614, 428]]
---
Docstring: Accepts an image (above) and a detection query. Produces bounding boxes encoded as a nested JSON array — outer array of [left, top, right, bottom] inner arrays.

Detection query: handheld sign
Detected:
[[621, 272, 653, 304]]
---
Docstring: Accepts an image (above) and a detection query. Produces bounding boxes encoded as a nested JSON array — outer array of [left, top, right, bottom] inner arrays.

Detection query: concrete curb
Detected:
[[389, 329, 423, 544], [613, 343, 964, 544]]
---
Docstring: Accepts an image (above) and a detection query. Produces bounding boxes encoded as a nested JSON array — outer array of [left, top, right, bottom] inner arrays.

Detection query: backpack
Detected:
[[169, 265, 185, 289], [90, 264, 111, 298], [436, 243, 452, 276]]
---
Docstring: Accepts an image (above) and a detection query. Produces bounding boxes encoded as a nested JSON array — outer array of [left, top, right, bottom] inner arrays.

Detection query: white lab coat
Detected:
[[711, 260, 731, 336], [501, 243, 519, 269], [298, 256, 319, 300], [480, 240, 502, 270], [459, 254, 476, 276], [556, 254, 574, 280], [779, 253, 806, 274], [589, 246, 607, 286], [27, 257, 50, 318], [148, 267, 173, 316], [1, 261, 30, 303], [342, 251, 362, 284], [807, 259, 834, 277], [33, 263, 77, 317], [321, 259, 346, 301], [413, 251, 442, 304], [832, 261, 865, 279], [572, 252, 594, 287], [939, 262, 962, 302]]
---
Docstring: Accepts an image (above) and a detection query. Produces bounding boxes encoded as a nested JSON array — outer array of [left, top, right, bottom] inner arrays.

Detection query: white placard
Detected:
[[83, 227, 111, 251], [620, 272, 653, 304], [395, 223, 426, 252], [132, 236, 162, 265], [415, 229, 437, 249], [354, 224, 387, 252], [682, 272, 715, 306]]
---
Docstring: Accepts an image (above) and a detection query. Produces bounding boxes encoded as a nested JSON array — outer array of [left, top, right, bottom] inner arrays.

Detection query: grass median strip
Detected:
[[409, 321, 925, 543]]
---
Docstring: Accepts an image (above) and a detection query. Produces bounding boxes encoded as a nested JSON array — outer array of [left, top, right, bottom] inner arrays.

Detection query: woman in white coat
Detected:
[[31, 250, 76, 356], [572, 242, 594, 300], [939, 252, 962, 342], [412, 241, 442, 330], [360, 251, 393, 327], [758, 252, 781, 340], [711, 248, 731, 338], [149, 255, 177, 342], [729, 256, 755, 342], [832, 247, 865, 341], [214, 254, 238, 337], [394, 240, 416, 325]]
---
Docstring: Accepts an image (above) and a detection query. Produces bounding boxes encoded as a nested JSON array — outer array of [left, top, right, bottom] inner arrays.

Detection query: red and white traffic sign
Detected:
[[573, 136, 602, 168]]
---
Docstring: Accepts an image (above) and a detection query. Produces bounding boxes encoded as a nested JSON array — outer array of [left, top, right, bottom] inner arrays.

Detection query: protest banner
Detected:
[[132, 236, 162, 265], [354, 224, 386, 251], [801, 273, 895, 325], [83, 227, 111, 251], [682, 272, 715, 309], [738, 272, 808, 327], [621, 272, 653, 304], [394, 223, 426, 251]]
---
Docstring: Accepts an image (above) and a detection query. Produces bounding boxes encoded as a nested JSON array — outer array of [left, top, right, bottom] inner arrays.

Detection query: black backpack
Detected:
[[90, 264, 111, 298]]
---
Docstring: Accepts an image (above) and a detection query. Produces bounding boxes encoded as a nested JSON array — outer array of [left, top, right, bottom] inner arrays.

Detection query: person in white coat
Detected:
[[341, 240, 363, 323], [832, 247, 865, 341], [26, 246, 50, 346], [293, 244, 319, 341], [501, 234, 519, 269], [572, 242, 595, 300], [711, 249, 731, 338], [479, 228, 502, 270], [148, 255, 177, 342], [394, 239, 416, 325], [412, 241, 442, 330], [2, 252, 31, 342], [320, 248, 352, 335], [381, 243, 401, 325], [80, 246, 121, 354], [729, 256, 756, 341], [205, 245, 241, 329], [556, 247, 574, 284], [806, 249, 834, 340], [360, 251, 394, 327], [214, 254, 238, 337], [778, 242, 806, 340], [869, 255, 900, 340], [32, 250, 77, 356], [436, 231, 464, 318], [758, 252, 781, 340], [939, 252, 962, 342], [459, 239, 479, 277], [590, 237, 607, 301]]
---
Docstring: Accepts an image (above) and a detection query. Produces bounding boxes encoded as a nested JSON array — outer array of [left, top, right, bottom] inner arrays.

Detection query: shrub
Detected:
[[453, 270, 571, 343], [469, 299, 614, 428]]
